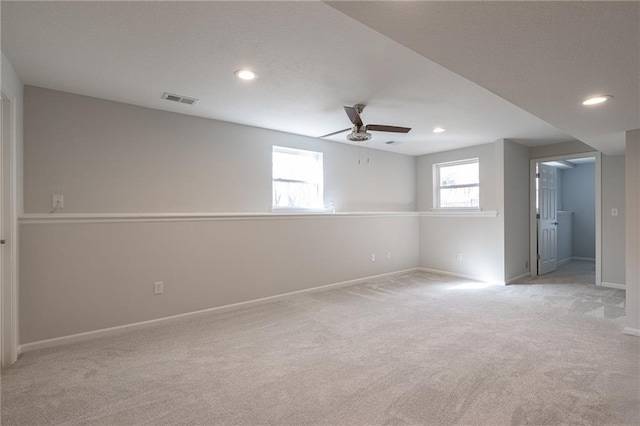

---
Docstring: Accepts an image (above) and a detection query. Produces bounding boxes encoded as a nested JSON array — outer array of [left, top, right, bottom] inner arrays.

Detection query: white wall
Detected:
[[20, 86, 419, 344], [21, 215, 419, 343], [625, 130, 640, 334], [417, 143, 497, 212], [556, 212, 573, 262], [24, 86, 416, 214], [503, 139, 530, 281], [560, 163, 595, 259], [1, 52, 23, 212], [417, 142, 505, 283], [601, 155, 625, 285], [555, 169, 563, 214], [530, 140, 595, 159], [1, 51, 24, 364]]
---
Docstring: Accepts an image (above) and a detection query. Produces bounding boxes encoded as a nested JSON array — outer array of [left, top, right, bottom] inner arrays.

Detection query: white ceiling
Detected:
[[328, 1, 640, 156], [543, 157, 596, 169], [2, 1, 634, 156]]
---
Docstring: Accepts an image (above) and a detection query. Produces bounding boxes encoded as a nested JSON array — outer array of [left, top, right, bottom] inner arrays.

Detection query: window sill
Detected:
[[19, 211, 419, 224], [421, 210, 498, 218], [271, 207, 332, 214]]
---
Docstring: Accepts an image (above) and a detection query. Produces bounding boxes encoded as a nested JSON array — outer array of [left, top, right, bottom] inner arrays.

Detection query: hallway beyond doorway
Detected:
[[518, 260, 595, 285]]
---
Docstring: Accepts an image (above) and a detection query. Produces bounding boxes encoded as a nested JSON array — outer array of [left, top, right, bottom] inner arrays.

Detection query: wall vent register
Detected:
[[161, 92, 199, 105]]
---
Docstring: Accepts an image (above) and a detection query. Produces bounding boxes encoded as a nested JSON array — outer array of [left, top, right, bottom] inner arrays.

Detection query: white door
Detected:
[[538, 164, 558, 275]]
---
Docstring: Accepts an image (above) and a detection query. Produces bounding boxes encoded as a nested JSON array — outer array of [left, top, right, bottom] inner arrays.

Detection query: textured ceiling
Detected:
[[3, 1, 631, 156]]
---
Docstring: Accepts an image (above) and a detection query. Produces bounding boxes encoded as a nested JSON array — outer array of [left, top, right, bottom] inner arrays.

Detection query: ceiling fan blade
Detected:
[[366, 124, 411, 133], [343, 106, 363, 127], [318, 128, 351, 138]]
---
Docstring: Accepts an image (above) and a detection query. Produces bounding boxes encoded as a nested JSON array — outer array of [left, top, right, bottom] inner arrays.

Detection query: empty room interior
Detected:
[[1, 1, 639, 425]]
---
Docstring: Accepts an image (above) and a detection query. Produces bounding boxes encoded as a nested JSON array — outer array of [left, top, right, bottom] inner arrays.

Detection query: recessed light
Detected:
[[433, 127, 446, 133], [582, 95, 612, 106], [235, 69, 258, 81]]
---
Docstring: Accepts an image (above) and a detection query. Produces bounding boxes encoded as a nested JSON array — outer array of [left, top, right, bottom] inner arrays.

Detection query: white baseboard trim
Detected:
[[417, 267, 505, 285], [572, 257, 595, 262], [19, 268, 420, 353], [623, 327, 640, 337], [557, 258, 572, 268], [601, 281, 626, 290], [507, 273, 532, 285]]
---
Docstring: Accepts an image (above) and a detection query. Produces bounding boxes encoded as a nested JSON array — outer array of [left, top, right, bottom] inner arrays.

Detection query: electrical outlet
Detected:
[[456, 252, 462, 261], [371, 253, 376, 262], [154, 281, 164, 295], [387, 251, 391, 259], [52, 194, 64, 209]]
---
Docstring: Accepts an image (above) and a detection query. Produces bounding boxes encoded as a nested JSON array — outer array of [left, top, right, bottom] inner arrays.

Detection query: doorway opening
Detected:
[[529, 152, 601, 285]]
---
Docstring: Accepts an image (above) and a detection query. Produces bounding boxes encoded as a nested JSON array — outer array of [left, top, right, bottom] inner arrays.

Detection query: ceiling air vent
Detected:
[[162, 92, 199, 105]]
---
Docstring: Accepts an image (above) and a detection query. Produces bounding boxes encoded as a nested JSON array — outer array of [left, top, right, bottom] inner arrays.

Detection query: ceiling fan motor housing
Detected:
[[348, 131, 372, 141], [318, 105, 410, 140]]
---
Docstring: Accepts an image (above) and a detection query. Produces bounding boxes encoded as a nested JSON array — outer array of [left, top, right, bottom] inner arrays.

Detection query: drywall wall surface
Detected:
[[416, 142, 496, 211], [625, 130, 640, 331], [417, 142, 504, 283], [560, 163, 595, 259], [503, 140, 530, 281], [530, 140, 594, 159], [556, 169, 563, 210], [418, 215, 503, 282], [23, 86, 415, 213], [20, 86, 421, 344], [494, 140, 506, 282], [20, 215, 419, 343], [557, 212, 573, 262], [601, 155, 625, 285], [1, 51, 23, 213]]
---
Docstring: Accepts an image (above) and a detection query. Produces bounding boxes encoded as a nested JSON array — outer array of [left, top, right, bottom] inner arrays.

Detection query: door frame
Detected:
[[529, 151, 602, 284], [1, 89, 19, 366]]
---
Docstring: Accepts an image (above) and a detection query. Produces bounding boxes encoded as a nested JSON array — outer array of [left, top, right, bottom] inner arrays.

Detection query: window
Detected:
[[434, 158, 479, 209], [272, 146, 323, 210]]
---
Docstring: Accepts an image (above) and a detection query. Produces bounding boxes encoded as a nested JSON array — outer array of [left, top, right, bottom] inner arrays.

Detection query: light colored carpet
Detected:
[[2, 271, 638, 425], [514, 260, 596, 286]]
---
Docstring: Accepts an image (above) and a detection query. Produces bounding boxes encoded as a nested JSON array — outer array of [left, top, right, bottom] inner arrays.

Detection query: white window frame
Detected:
[[272, 145, 325, 212], [433, 158, 480, 210]]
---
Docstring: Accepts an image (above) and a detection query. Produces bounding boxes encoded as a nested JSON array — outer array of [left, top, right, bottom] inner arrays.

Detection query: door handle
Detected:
[[552, 222, 559, 226]]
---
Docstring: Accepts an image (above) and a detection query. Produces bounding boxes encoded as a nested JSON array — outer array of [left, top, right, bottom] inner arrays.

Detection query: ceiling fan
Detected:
[[319, 104, 411, 141]]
